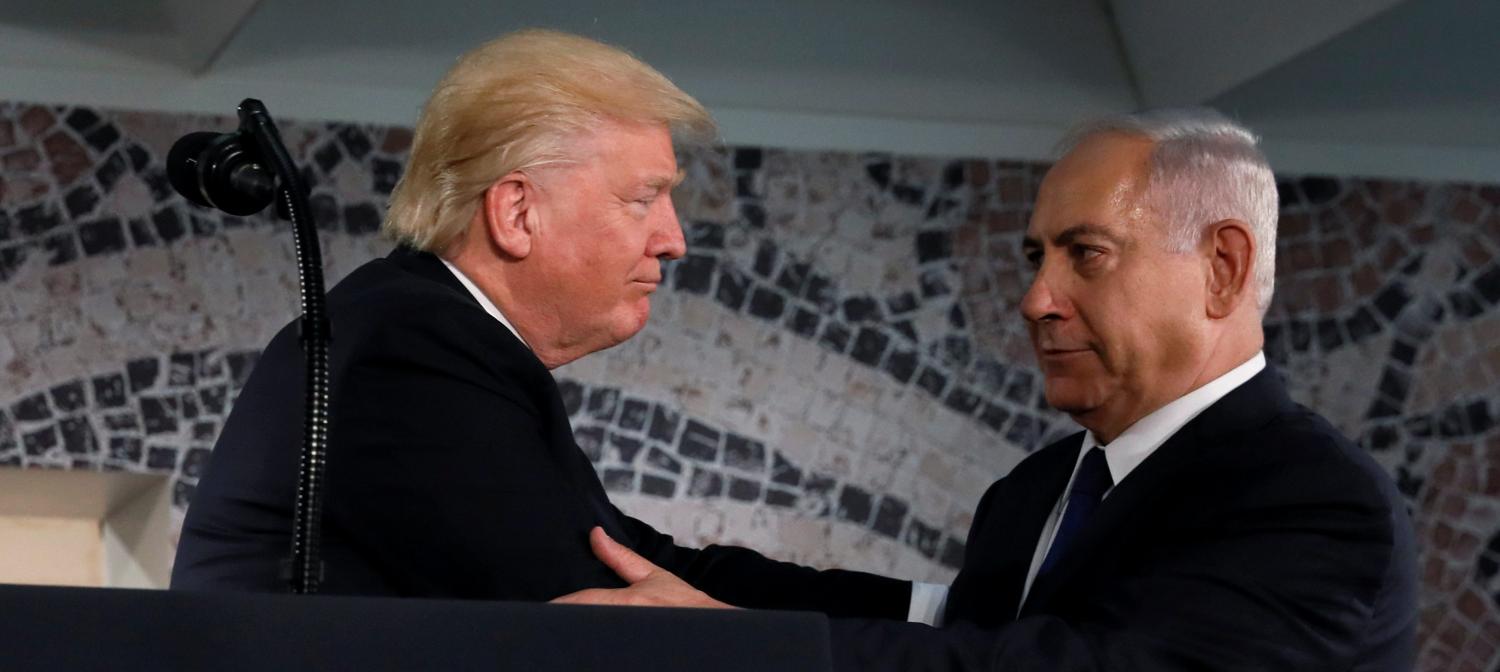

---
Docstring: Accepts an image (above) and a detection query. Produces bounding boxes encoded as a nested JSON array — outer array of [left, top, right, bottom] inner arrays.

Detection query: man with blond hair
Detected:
[[562, 108, 1417, 671], [171, 30, 909, 617]]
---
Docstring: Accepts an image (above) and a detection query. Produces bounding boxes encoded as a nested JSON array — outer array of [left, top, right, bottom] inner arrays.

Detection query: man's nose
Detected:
[[650, 197, 687, 260], [1019, 267, 1065, 324]]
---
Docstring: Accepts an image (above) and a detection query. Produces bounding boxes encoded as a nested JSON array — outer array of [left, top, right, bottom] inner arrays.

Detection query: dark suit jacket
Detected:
[[172, 247, 909, 619], [829, 368, 1417, 671]]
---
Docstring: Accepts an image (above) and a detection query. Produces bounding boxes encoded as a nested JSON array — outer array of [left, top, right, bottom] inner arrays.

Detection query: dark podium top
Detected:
[[0, 584, 832, 671]]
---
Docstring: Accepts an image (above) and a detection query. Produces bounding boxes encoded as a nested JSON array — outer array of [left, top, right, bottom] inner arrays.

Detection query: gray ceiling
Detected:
[[0, 0, 1495, 181]]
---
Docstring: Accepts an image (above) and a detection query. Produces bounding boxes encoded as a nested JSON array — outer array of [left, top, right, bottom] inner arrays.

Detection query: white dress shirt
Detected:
[[440, 258, 530, 350], [908, 352, 1267, 625]]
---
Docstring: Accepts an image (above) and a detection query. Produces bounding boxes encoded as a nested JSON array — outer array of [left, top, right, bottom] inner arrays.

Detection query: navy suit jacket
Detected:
[[829, 368, 1417, 671], [172, 247, 909, 619]]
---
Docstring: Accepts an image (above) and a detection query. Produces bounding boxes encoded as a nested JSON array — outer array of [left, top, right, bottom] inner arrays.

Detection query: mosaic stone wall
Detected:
[[0, 101, 1496, 669]]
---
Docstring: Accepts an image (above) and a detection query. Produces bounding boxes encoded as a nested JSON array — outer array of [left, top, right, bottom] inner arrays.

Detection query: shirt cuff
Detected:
[[906, 582, 949, 626]]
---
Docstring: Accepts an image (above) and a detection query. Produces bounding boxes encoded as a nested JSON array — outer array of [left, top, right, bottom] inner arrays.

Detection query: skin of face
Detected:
[[1020, 133, 1217, 443]]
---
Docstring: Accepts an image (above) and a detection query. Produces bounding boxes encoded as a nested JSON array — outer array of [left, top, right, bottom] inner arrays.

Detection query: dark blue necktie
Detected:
[[1038, 447, 1113, 576]]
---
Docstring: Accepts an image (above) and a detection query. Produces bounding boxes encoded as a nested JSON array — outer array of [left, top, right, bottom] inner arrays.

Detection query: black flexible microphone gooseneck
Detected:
[[168, 99, 331, 595]]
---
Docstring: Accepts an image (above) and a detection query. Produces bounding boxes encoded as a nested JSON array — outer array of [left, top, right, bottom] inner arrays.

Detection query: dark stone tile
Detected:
[[1377, 368, 1410, 403], [837, 485, 873, 525], [95, 150, 128, 192], [79, 217, 127, 256], [940, 537, 966, 569], [610, 432, 643, 464], [687, 468, 723, 498], [65, 183, 100, 218], [59, 417, 97, 454], [344, 203, 381, 235], [872, 496, 908, 538], [843, 296, 880, 323], [1448, 290, 1485, 320], [906, 520, 940, 558], [892, 184, 924, 205], [891, 320, 918, 343], [0, 245, 28, 282], [43, 232, 78, 265], [770, 451, 801, 487], [586, 387, 619, 422], [1474, 265, 1500, 305], [639, 474, 676, 498], [182, 447, 211, 479], [753, 239, 778, 278], [940, 335, 973, 367], [198, 384, 228, 416], [802, 473, 837, 517], [948, 304, 967, 329], [179, 391, 200, 420], [23, 426, 58, 456], [687, 221, 724, 249], [18, 203, 62, 236], [126, 143, 151, 171], [575, 425, 605, 462], [733, 148, 762, 170], [678, 419, 720, 462], [128, 357, 160, 393], [739, 202, 765, 228], [723, 434, 766, 473], [127, 217, 157, 247], [885, 292, 918, 315], [618, 398, 650, 432], [866, 161, 891, 189], [803, 275, 837, 312], [226, 351, 259, 388], [916, 230, 951, 263], [145, 445, 178, 470], [1316, 318, 1344, 351], [1344, 307, 1382, 343], [336, 125, 372, 160], [108, 436, 142, 463], [310, 193, 339, 232], [197, 351, 224, 381], [142, 168, 174, 201], [313, 141, 342, 173], [787, 306, 819, 337], [916, 367, 948, 397], [673, 254, 716, 294], [83, 124, 120, 153], [728, 477, 762, 502], [168, 352, 196, 387], [1466, 400, 1493, 434], [1298, 177, 1340, 205], [1374, 283, 1411, 320], [1005, 414, 1043, 448], [49, 381, 86, 412], [944, 386, 981, 415], [152, 208, 185, 243], [1438, 403, 1468, 438], [371, 157, 402, 194], [193, 421, 218, 442], [980, 403, 1012, 432], [943, 162, 965, 189], [645, 446, 682, 474], [173, 480, 196, 508], [64, 108, 100, 132], [735, 173, 758, 198], [774, 262, 809, 294], [919, 269, 950, 298], [883, 347, 918, 384], [648, 405, 681, 443], [716, 269, 749, 311], [851, 327, 890, 366], [747, 286, 786, 320], [602, 468, 635, 493], [91, 374, 127, 408], [558, 380, 583, 416], [103, 412, 138, 431], [1390, 339, 1416, 366], [139, 395, 178, 435], [819, 321, 852, 354], [764, 488, 798, 508], [1287, 320, 1312, 353], [12, 393, 51, 421]]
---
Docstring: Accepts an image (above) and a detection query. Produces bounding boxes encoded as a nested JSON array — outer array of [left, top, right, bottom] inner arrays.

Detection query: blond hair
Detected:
[[383, 29, 716, 252]]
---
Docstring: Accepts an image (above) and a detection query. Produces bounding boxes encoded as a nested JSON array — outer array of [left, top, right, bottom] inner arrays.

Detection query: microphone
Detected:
[[167, 129, 277, 216]]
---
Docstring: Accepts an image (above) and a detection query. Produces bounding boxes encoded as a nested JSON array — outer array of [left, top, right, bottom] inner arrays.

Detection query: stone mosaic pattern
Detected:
[[1, 100, 1497, 668]]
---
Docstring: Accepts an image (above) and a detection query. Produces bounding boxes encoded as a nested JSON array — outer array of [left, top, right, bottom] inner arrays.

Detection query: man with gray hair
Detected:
[[564, 108, 1418, 671]]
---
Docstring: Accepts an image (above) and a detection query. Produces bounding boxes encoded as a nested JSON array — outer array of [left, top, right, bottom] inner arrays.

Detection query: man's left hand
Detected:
[[551, 527, 735, 609]]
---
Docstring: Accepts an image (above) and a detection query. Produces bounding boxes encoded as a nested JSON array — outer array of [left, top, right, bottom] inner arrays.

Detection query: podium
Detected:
[[0, 584, 833, 671]]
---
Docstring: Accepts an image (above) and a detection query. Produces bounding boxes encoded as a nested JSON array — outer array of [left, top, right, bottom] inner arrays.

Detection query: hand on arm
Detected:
[[551, 527, 736, 609]]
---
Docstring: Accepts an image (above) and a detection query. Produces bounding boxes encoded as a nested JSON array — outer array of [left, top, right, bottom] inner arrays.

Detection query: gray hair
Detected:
[[1057, 107, 1279, 314]]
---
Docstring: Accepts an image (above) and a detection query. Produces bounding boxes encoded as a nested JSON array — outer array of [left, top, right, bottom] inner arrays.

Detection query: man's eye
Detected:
[[1024, 250, 1042, 268], [1072, 245, 1102, 262]]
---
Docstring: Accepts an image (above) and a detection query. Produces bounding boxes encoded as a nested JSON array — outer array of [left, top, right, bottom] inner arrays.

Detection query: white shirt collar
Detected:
[[439, 258, 531, 351], [1080, 351, 1266, 486]]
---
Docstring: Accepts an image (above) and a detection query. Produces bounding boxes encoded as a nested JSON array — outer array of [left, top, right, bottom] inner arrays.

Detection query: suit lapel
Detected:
[[1019, 367, 1293, 616]]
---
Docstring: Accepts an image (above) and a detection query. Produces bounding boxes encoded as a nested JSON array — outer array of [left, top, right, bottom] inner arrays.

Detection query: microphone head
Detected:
[[167, 131, 276, 216]]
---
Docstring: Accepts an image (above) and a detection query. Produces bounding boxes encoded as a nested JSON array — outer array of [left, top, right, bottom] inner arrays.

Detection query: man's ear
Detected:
[[1203, 219, 1255, 319], [483, 172, 536, 260]]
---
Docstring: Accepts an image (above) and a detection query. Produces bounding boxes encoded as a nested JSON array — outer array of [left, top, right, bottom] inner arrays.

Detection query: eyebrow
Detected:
[[644, 169, 687, 192], [1023, 223, 1125, 251]]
